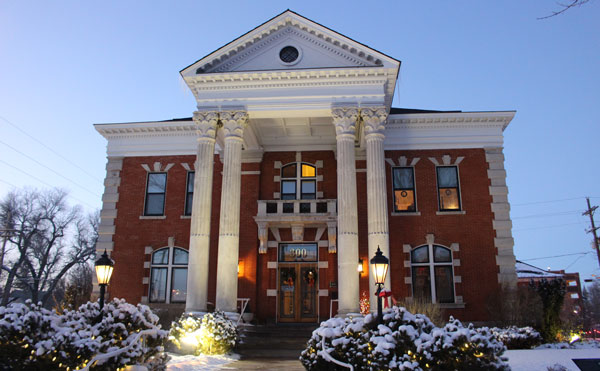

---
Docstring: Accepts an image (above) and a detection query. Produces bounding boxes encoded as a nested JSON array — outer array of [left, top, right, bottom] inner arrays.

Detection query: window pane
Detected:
[[282, 164, 297, 178], [433, 246, 452, 262], [412, 266, 431, 301], [279, 243, 318, 262], [439, 188, 460, 210], [148, 173, 167, 193], [301, 164, 315, 177], [145, 194, 165, 215], [150, 268, 167, 302], [187, 172, 195, 192], [185, 193, 193, 215], [281, 181, 296, 198], [173, 248, 189, 264], [411, 246, 429, 263], [171, 268, 188, 302], [152, 249, 169, 264], [437, 167, 458, 188], [301, 180, 316, 199], [394, 190, 415, 212], [434, 266, 454, 303], [393, 168, 414, 189]]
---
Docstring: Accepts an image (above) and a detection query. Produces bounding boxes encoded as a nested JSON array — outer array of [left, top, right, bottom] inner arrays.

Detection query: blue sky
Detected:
[[1, 1, 599, 285]]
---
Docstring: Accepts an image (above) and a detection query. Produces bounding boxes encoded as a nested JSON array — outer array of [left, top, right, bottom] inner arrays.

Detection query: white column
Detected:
[[186, 111, 218, 313], [332, 107, 360, 315], [215, 110, 248, 313], [362, 107, 392, 307]]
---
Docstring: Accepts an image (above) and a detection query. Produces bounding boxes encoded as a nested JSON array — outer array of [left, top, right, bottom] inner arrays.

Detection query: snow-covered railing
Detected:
[[82, 328, 160, 370], [237, 297, 250, 326], [318, 337, 353, 371]]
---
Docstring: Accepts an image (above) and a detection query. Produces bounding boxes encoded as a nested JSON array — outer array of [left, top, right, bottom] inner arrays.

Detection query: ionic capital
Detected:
[[332, 107, 359, 138], [193, 111, 219, 140], [361, 106, 387, 139], [220, 110, 248, 140]]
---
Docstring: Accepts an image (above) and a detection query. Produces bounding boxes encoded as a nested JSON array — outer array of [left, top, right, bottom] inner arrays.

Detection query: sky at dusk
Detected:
[[1, 1, 599, 285]]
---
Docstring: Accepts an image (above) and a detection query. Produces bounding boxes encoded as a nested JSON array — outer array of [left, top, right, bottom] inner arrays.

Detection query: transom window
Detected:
[[436, 166, 461, 211], [144, 173, 167, 216], [149, 247, 188, 303], [393, 167, 416, 212], [281, 163, 316, 200], [411, 244, 455, 303], [184, 172, 194, 216]]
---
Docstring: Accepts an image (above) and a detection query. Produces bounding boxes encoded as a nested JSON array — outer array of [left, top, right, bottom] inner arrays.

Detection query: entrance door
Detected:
[[278, 263, 318, 322], [277, 243, 319, 323]]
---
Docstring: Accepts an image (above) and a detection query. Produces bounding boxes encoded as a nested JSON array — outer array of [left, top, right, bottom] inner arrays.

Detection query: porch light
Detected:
[[95, 250, 114, 313], [370, 246, 389, 324], [358, 259, 364, 274]]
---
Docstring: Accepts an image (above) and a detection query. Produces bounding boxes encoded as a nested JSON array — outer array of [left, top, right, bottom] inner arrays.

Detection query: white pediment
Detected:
[[181, 10, 399, 77]]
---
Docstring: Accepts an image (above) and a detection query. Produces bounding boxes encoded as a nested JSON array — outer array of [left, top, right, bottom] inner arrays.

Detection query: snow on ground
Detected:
[[166, 353, 239, 371], [506, 348, 600, 371]]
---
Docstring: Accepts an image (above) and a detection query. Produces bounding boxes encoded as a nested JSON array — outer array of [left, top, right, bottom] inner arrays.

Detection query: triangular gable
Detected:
[[181, 10, 400, 76]]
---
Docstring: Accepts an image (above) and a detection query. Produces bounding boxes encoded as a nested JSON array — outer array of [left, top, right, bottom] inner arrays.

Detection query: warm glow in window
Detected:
[[281, 162, 317, 200], [302, 164, 316, 177]]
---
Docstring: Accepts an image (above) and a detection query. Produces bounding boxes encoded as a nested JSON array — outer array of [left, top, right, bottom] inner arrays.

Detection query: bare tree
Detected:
[[0, 189, 97, 307], [539, 0, 593, 19]]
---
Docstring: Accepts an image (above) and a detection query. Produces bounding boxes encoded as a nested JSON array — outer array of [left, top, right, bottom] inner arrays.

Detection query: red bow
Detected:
[[379, 289, 393, 308]]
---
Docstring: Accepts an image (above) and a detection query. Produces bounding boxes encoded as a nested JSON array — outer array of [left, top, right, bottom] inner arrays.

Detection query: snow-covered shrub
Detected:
[[300, 306, 508, 371], [169, 311, 237, 355], [488, 326, 542, 349], [0, 299, 168, 370]]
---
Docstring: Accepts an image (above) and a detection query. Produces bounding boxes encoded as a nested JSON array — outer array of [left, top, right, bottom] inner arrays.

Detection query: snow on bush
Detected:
[[0, 299, 168, 370], [300, 306, 508, 371], [169, 311, 237, 355], [487, 326, 542, 349]]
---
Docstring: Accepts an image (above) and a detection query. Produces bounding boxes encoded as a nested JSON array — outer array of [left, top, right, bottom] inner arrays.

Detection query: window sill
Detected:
[[436, 210, 466, 215], [139, 215, 166, 220], [180, 215, 191, 219], [391, 211, 421, 216], [439, 302, 466, 309]]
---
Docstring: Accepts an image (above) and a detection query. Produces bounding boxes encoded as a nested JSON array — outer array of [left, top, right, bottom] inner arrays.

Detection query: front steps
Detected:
[[235, 323, 317, 359]]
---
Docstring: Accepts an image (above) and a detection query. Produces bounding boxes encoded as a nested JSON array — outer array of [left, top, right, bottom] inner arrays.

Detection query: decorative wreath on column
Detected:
[[304, 269, 317, 286]]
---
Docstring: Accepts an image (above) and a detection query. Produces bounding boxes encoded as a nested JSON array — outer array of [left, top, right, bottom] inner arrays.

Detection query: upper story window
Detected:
[[411, 244, 454, 303], [184, 172, 194, 216], [281, 163, 316, 200], [149, 247, 188, 303], [436, 166, 461, 211], [392, 167, 416, 212], [144, 173, 167, 216]]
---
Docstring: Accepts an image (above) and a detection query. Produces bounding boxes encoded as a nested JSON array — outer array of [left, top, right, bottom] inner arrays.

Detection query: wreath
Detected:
[[304, 269, 317, 284], [281, 270, 296, 284]]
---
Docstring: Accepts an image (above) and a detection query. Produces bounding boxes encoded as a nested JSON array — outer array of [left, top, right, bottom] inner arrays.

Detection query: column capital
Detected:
[[220, 110, 249, 140], [361, 106, 388, 139], [332, 107, 359, 138], [193, 111, 219, 140]]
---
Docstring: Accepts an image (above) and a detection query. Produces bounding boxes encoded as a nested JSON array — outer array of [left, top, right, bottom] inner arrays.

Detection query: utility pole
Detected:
[[583, 197, 600, 270]]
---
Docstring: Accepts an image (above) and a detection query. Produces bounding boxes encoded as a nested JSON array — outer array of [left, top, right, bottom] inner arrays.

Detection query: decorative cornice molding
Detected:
[[387, 112, 515, 131]]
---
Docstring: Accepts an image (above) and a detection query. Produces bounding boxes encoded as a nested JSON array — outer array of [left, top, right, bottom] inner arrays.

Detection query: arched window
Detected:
[[411, 244, 454, 303], [281, 162, 316, 200], [149, 247, 188, 303]]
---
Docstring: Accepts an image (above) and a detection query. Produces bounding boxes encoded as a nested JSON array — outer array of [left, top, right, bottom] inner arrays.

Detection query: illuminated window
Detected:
[[571, 293, 579, 299], [149, 247, 188, 303], [392, 167, 416, 212], [144, 173, 167, 216], [568, 280, 577, 287], [411, 244, 455, 303], [184, 172, 194, 216], [281, 162, 317, 200], [436, 166, 461, 211]]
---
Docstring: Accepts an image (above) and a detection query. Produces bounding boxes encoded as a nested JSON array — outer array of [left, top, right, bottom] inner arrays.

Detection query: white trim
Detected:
[[148, 246, 189, 304]]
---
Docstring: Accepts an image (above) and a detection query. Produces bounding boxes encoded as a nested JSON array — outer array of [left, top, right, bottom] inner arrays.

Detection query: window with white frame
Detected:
[[149, 247, 188, 303], [281, 162, 316, 200], [411, 244, 455, 303], [184, 172, 194, 216], [144, 172, 167, 216], [436, 166, 461, 211], [392, 167, 416, 212]]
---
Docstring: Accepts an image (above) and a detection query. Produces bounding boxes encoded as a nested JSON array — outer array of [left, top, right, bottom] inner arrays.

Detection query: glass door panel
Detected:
[[278, 264, 318, 322], [279, 267, 296, 319], [300, 266, 317, 319]]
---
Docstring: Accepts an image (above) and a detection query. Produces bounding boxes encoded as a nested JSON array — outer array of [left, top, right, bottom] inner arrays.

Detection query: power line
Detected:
[[0, 115, 103, 183], [0, 159, 97, 209], [521, 251, 593, 262], [0, 139, 101, 198], [565, 253, 588, 271], [512, 197, 585, 207], [512, 221, 584, 232], [512, 210, 582, 220]]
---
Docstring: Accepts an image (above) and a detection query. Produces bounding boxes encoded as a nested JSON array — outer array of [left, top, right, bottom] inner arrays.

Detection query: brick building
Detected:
[[95, 10, 517, 323]]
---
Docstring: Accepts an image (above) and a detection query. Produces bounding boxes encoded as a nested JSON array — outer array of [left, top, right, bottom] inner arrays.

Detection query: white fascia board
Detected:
[[384, 111, 515, 150]]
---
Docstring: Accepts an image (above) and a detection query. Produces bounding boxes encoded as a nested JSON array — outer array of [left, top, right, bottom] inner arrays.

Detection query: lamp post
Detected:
[[370, 246, 389, 324], [95, 250, 114, 314]]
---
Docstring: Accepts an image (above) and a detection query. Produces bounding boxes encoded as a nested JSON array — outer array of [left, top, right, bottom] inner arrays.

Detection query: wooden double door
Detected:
[[278, 263, 318, 323]]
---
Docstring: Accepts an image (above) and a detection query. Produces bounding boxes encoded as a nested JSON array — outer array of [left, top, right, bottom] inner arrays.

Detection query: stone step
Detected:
[[235, 324, 316, 360]]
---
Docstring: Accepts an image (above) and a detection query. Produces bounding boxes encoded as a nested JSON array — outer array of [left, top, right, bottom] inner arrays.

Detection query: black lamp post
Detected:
[[370, 246, 389, 324], [95, 250, 114, 314]]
